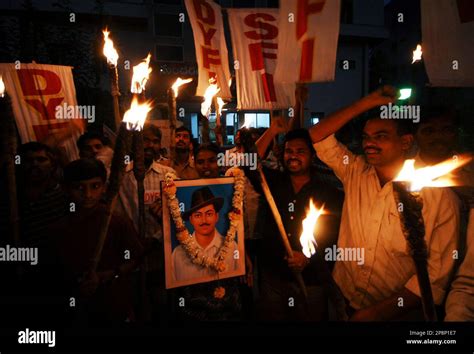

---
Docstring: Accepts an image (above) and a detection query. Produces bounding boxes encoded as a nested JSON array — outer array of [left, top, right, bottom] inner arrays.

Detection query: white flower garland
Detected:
[[163, 167, 245, 273]]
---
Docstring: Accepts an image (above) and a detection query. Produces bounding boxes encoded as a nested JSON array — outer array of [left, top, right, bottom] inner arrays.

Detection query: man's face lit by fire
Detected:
[[283, 138, 312, 176], [362, 119, 412, 167]]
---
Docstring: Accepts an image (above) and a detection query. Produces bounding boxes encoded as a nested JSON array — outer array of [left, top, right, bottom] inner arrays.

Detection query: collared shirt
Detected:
[[246, 165, 344, 286], [445, 208, 474, 321], [118, 161, 177, 241], [171, 230, 238, 282], [314, 134, 460, 310], [171, 154, 199, 180]]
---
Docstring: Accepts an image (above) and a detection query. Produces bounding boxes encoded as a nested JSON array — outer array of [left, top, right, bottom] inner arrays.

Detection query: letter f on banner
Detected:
[[275, 0, 340, 84]]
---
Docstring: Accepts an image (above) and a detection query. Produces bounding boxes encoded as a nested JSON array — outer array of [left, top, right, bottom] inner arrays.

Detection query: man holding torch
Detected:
[[244, 125, 344, 321], [309, 86, 460, 321]]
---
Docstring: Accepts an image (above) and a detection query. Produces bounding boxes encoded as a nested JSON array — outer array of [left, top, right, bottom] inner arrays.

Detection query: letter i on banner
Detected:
[[185, 0, 232, 98], [227, 9, 294, 110], [274, 0, 341, 84]]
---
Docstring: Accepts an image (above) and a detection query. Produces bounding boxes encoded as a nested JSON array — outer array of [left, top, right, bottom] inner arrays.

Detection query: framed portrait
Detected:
[[162, 177, 245, 289]]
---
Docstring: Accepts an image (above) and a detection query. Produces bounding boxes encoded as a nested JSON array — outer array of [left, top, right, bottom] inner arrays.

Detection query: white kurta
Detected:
[[314, 134, 460, 310]]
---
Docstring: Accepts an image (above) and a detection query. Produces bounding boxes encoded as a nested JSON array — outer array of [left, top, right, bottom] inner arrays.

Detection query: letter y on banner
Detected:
[[185, 0, 232, 98], [274, 0, 341, 84]]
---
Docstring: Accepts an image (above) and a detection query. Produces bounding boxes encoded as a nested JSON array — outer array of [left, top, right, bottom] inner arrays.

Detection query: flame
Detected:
[[171, 77, 193, 97], [394, 156, 472, 192], [131, 53, 152, 94], [0, 76, 5, 97], [122, 96, 153, 131], [102, 29, 119, 67], [241, 114, 255, 129], [200, 81, 220, 117], [228, 78, 232, 87], [216, 97, 226, 117], [299, 199, 325, 258], [412, 44, 422, 64]]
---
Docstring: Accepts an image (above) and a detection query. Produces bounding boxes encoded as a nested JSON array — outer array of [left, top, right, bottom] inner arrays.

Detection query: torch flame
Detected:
[[241, 114, 255, 129], [0, 76, 5, 97], [216, 97, 226, 117], [122, 96, 153, 131], [102, 29, 119, 67], [201, 81, 220, 117], [412, 44, 422, 64], [131, 53, 152, 94], [171, 77, 193, 97], [394, 156, 472, 192], [299, 199, 325, 258]]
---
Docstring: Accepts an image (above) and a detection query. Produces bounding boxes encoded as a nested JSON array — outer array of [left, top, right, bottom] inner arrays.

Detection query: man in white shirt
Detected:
[[309, 86, 460, 321], [172, 187, 238, 282], [118, 124, 176, 241]]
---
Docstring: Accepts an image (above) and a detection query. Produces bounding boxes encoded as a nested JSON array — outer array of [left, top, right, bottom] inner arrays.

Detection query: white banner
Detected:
[[421, 0, 474, 87], [0, 63, 83, 161], [185, 0, 232, 98], [274, 0, 341, 84], [228, 9, 294, 110]]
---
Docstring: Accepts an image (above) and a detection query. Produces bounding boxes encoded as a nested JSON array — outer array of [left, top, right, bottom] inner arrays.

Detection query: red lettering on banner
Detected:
[[33, 123, 70, 142], [16, 68, 71, 141], [202, 46, 221, 69], [198, 22, 217, 46], [300, 39, 315, 81], [261, 73, 276, 102], [243, 13, 278, 102], [193, 0, 215, 25], [17, 69, 62, 96], [244, 13, 278, 40], [24, 97, 64, 121], [296, 0, 325, 39], [248, 42, 278, 70]]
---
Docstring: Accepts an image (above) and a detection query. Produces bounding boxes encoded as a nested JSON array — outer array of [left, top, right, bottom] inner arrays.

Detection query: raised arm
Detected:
[[255, 116, 287, 159], [309, 85, 397, 143]]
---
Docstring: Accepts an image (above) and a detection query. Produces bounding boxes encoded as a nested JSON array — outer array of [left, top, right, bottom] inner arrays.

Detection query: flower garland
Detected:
[[163, 167, 245, 273]]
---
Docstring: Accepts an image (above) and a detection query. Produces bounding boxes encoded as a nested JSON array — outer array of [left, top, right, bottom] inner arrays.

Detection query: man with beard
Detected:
[[309, 86, 460, 321], [246, 122, 344, 321], [165, 126, 199, 179]]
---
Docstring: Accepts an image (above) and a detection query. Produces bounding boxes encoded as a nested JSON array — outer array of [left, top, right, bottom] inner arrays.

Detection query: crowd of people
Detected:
[[1, 86, 473, 324]]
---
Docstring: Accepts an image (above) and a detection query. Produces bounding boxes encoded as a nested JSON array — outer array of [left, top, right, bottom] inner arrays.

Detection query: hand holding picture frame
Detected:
[[162, 176, 245, 289]]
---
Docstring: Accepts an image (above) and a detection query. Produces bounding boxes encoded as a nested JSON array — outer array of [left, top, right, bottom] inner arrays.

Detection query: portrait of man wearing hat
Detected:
[[171, 186, 239, 282]]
